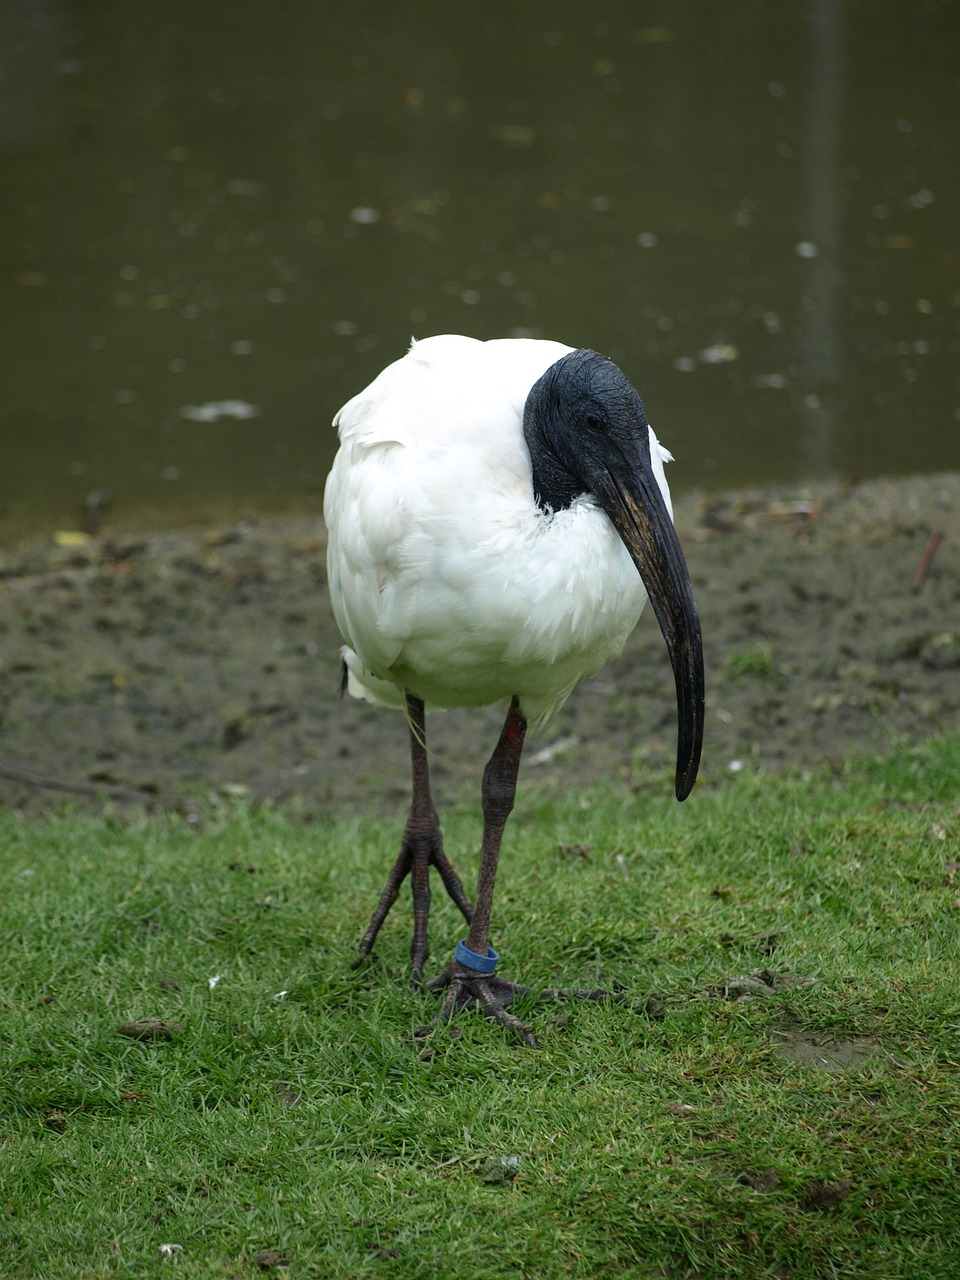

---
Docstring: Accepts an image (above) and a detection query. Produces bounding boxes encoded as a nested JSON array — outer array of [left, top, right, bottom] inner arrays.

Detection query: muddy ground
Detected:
[[0, 472, 957, 820]]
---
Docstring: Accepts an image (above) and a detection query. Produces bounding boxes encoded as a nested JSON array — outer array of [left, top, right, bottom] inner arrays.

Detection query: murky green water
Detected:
[[2, 0, 957, 532]]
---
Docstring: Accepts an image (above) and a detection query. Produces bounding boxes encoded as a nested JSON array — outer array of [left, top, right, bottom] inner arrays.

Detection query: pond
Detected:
[[1, 0, 957, 533]]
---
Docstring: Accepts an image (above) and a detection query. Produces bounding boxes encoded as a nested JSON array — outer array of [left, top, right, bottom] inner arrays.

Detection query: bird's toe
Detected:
[[418, 963, 538, 1047]]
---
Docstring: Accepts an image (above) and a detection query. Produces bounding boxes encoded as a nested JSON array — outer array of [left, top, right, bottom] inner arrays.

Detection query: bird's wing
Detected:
[[323, 431, 411, 685], [324, 341, 495, 692]]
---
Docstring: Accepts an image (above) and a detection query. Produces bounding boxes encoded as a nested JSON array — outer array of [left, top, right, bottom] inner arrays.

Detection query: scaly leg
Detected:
[[354, 694, 473, 983], [424, 697, 541, 1046]]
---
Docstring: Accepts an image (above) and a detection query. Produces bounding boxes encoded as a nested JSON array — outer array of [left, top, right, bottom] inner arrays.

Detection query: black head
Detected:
[[523, 347, 704, 802], [523, 348, 652, 514]]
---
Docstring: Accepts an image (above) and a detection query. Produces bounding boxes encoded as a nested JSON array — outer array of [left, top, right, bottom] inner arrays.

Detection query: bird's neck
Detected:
[[522, 405, 584, 514]]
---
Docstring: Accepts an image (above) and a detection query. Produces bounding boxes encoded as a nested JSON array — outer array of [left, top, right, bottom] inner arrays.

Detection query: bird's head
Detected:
[[524, 348, 653, 510], [524, 348, 704, 800]]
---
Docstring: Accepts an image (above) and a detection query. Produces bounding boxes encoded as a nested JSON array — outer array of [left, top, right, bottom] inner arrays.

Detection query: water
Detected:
[[1, 0, 957, 534]]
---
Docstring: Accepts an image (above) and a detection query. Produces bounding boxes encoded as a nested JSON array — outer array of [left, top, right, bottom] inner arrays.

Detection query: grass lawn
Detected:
[[1, 736, 958, 1279]]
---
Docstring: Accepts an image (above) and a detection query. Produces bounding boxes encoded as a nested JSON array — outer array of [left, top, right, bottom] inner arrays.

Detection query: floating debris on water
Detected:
[[180, 401, 261, 422]]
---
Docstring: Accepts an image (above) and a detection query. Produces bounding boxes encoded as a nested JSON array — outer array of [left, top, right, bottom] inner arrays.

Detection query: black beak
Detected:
[[590, 452, 704, 800]]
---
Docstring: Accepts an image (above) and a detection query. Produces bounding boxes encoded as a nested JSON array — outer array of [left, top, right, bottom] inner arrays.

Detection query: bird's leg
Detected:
[[353, 694, 473, 983], [423, 697, 542, 1047], [464, 697, 527, 957]]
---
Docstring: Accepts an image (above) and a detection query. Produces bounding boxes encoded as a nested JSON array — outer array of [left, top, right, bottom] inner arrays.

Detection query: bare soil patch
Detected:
[[1, 473, 957, 817]]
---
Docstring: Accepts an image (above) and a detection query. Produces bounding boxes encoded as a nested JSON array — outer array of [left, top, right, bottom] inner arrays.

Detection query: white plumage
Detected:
[[324, 334, 675, 725]]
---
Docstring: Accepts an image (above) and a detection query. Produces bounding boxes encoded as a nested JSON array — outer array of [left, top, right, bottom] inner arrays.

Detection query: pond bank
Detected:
[[1, 472, 957, 818]]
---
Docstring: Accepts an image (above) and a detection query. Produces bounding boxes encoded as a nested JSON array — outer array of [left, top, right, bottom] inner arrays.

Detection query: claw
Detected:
[[416, 963, 621, 1047], [420, 963, 539, 1046]]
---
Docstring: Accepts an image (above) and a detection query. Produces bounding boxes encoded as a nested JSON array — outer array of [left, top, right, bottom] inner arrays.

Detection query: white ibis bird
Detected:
[[324, 334, 703, 1045]]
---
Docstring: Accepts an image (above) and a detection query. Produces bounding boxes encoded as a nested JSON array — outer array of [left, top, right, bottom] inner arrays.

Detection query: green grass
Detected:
[[724, 640, 780, 681], [1, 737, 959, 1279]]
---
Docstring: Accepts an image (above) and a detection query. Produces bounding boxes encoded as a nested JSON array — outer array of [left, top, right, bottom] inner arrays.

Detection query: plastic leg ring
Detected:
[[454, 939, 499, 975]]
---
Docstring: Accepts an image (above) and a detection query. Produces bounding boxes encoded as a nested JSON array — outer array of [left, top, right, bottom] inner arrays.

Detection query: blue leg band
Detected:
[[454, 939, 499, 975]]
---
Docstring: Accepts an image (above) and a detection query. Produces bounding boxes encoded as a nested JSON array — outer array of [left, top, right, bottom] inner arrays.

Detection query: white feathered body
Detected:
[[323, 335, 675, 725]]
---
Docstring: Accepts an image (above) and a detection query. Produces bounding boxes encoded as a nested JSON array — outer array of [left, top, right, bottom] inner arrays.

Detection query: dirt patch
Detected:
[[770, 1027, 881, 1071], [0, 472, 957, 817]]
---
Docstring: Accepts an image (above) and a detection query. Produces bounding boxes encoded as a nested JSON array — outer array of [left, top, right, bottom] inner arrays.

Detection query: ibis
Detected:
[[324, 334, 703, 1045]]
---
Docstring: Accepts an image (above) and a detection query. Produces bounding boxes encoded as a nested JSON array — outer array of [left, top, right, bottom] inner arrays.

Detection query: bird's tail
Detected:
[[339, 647, 407, 711]]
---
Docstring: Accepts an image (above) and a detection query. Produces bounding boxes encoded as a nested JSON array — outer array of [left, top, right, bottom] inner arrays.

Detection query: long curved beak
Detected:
[[590, 452, 704, 801]]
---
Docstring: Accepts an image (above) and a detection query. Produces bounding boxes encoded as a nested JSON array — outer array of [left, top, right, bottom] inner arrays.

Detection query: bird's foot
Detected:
[[419, 962, 539, 1047], [418, 962, 613, 1049], [353, 838, 473, 983]]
